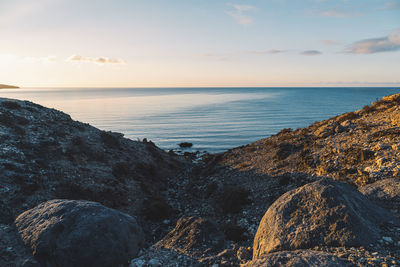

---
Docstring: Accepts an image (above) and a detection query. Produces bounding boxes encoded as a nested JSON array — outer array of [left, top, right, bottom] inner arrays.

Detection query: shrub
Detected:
[[142, 198, 172, 221], [361, 105, 375, 114], [277, 128, 293, 135], [336, 112, 359, 124], [0, 112, 14, 127], [1, 100, 21, 110], [71, 136, 85, 146], [112, 162, 131, 180], [220, 185, 251, 213], [275, 143, 296, 161], [223, 223, 247, 242], [15, 115, 29, 125], [278, 175, 291, 186], [100, 131, 121, 148], [205, 181, 219, 197]]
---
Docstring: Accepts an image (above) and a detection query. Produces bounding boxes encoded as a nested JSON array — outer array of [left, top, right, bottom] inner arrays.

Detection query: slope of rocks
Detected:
[[220, 93, 400, 186], [0, 98, 189, 266], [0, 98, 187, 220]]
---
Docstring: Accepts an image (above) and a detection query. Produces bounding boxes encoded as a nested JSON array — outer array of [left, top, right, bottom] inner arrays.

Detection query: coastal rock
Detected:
[[0, 97, 187, 237], [155, 217, 225, 258], [15, 199, 145, 267], [243, 250, 351, 267], [252, 179, 398, 258], [359, 178, 400, 217]]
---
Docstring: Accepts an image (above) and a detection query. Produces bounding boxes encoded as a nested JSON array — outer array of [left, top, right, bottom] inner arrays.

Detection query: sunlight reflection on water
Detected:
[[1, 87, 398, 153]]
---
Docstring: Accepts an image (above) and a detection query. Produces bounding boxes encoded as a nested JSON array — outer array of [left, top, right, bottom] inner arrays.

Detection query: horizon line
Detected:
[[16, 85, 400, 89]]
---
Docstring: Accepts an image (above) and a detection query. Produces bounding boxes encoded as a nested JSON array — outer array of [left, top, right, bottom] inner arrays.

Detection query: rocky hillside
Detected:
[[1, 94, 400, 266], [0, 98, 190, 266], [220, 93, 400, 187]]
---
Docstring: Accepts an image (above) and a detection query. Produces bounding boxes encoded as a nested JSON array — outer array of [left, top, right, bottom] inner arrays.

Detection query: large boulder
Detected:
[[154, 217, 225, 258], [243, 250, 350, 267], [253, 179, 398, 258], [15, 199, 145, 267], [359, 178, 400, 217]]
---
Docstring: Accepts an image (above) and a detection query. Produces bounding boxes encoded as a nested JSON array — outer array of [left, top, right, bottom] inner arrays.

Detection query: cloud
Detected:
[[301, 50, 322, 55], [67, 55, 125, 64], [319, 10, 362, 18], [248, 49, 287, 55], [267, 49, 286, 54], [345, 29, 400, 54], [380, 1, 400, 10], [0, 54, 57, 64], [227, 4, 256, 25], [321, 40, 341, 46]]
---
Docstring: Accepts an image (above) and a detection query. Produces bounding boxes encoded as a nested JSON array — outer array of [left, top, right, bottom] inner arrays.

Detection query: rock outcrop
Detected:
[[15, 199, 144, 267], [252, 179, 398, 258], [0, 98, 187, 228]]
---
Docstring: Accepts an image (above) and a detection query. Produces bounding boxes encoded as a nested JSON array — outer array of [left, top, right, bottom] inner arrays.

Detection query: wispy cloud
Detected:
[[266, 49, 286, 54], [321, 39, 341, 46], [380, 1, 400, 10], [67, 55, 125, 64], [227, 4, 256, 25], [0, 53, 57, 64], [319, 10, 362, 18], [248, 49, 287, 55], [301, 50, 322, 55], [344, 29, 400, 54]]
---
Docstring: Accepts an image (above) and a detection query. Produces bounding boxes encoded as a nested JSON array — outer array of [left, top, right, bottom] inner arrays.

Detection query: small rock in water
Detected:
[[178, 142, 193, 148]]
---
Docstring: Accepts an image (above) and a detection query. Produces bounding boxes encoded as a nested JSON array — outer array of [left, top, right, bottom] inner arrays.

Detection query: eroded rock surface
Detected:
[[15, 199, 144, 267], [253, 179, 398, 258]]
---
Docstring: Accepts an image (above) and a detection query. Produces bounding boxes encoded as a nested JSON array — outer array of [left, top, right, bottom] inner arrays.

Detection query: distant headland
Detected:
[[0, 84, 19, 89]]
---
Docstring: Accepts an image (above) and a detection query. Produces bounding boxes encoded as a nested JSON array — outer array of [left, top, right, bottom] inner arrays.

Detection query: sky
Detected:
[[0, 0, 399, 87]]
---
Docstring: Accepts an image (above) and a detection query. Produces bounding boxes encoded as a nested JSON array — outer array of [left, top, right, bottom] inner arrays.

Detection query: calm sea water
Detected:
[[0, 87, 398, 153]]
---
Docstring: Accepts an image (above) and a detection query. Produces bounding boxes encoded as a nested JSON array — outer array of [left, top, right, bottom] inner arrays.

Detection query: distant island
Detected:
[[0, 84, 19, 89]]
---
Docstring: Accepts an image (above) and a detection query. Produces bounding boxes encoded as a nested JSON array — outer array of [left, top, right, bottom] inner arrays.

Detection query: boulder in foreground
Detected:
[[253, 179, 398, 258], [15, 199, 145, 267], [243, 250, 351, 267]]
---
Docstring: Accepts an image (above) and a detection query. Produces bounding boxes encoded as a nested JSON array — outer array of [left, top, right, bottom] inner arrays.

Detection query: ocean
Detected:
[[1, 87, 398, 153]]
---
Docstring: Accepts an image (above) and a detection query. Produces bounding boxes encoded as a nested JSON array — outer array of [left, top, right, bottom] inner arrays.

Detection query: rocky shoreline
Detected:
[[1, 94, 400, 266]]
